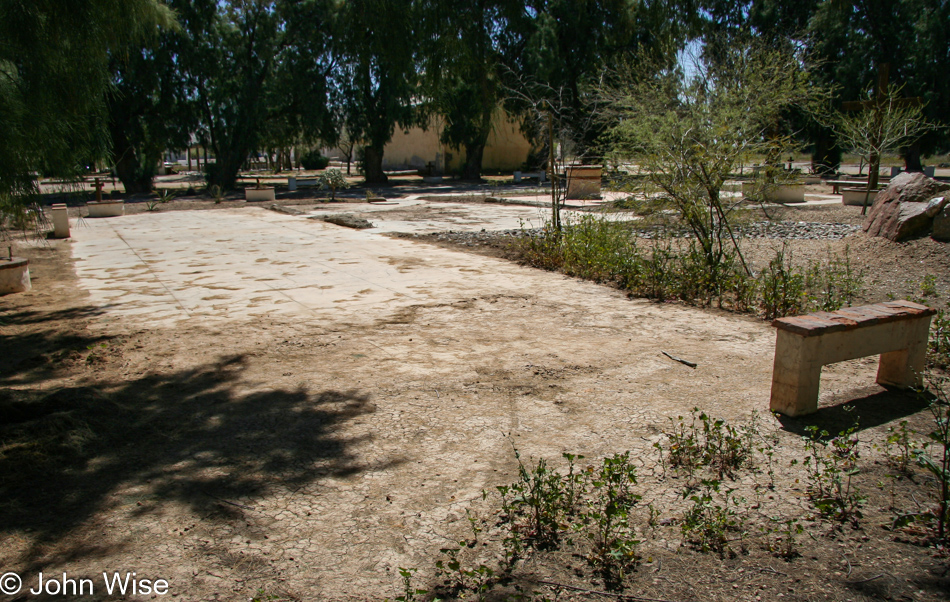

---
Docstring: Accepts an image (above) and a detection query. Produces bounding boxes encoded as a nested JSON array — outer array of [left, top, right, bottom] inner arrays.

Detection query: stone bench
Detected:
[[769, 301, 935, 417]]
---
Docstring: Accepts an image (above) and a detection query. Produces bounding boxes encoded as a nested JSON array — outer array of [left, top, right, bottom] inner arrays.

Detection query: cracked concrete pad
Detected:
[[54, 205, 887, 599]]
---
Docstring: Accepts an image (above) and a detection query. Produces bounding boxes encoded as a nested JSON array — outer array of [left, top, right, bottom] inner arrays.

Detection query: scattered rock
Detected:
[[862, 172, 950, 241], [933, 202, 950, 242], [319, 214, 374, 229]]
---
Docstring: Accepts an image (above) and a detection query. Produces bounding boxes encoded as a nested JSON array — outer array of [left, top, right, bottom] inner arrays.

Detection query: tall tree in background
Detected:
[[0, 0, 174, 220], [170, 0, 335, 190], [500, 0, 692, 161], [699, 0, 950, 172], [174, 0, 282, 190], [108, 39, 193, 194], [259, 0, 340, 171], [335, 0, 419, 184]]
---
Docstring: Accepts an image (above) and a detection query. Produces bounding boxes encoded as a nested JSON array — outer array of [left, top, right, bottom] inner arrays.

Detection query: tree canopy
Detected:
[[4, 0, 948, 202], [0, 0, 173, 214]]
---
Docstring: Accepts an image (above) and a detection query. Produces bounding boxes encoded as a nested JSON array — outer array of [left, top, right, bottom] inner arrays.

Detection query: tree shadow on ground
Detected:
[[0, 305, 108, 384], [0, 353, 394, 564], [776, 385, 933, 437]]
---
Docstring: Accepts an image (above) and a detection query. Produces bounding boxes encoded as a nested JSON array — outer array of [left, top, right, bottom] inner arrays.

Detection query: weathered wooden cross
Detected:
[[842, 63, 922, 212]]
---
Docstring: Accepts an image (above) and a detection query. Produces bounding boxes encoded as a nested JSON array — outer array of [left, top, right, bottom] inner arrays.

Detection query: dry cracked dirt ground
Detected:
[[1, 199, 948, 602]]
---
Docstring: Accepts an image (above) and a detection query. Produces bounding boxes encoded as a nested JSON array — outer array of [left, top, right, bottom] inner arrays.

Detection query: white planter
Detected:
[[841, 188, 876, 206], [87, 201, 125, 217], [296, 178, 318, 187], [566, 165, 602, 200], [422, 176, 443, 184], [246, 187, 276, 202], [51, 203, 70, 238], [741, 182, 805, 203], [0, 257, 31, 294], [287, 177, 297, 192]]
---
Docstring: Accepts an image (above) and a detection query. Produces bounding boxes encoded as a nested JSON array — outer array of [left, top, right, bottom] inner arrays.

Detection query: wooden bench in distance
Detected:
[[769, 301, 935, 417]]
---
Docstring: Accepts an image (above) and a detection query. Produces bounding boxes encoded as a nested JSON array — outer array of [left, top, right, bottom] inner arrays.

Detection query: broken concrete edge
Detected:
[[0, 257, 29, 271], [268, 204, 307, 216], [771, 300, 936, 337], [318, 214, 374, 230]]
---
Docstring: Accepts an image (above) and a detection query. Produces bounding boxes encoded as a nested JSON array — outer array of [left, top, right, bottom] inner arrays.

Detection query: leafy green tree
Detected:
[[0, 0, 173, 221], [173, 0, 279, 190], [171, 0, 336, 190], [698, 0, 950, 171], [259, 0, 340, 173], [108, 41, 194, 194], [501, 0, 692, 158], [603, 42, 822, 281], [335, 0, 419, 184]]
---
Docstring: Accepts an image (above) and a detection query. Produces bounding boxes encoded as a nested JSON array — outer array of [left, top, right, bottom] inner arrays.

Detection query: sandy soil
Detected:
[[1, 197, 948, 602]]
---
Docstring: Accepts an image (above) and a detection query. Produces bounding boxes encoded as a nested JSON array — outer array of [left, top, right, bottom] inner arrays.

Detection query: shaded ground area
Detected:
[[1, 198, 947, 601]]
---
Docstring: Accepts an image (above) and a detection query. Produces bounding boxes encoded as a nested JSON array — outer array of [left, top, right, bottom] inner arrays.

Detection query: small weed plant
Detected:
[[764, 517, 803, 560], [914, 379, 950, 540], [658, 408, 757, 479], [681, 479, 746, 557], [800, 416, 866, 525], [578, 452, 642, 584], [392, 567, 427, 602], [884, 420, 924, 474]]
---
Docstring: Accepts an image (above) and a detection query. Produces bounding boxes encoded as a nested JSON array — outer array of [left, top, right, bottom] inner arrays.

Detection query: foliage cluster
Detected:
[[300, 150, 330, 172], [515, 214, 863, 320]]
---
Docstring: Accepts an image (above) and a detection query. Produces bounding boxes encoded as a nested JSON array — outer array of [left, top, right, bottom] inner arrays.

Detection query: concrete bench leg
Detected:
[[770, 330, 823, 417], [877, 316, 933, 389]]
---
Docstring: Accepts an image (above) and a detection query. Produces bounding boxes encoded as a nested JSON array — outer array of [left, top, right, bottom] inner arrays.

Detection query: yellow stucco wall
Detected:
[[370, 110, 531, 172]]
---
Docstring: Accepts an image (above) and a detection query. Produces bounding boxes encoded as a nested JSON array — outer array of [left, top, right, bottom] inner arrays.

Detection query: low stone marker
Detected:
[[840, 187, 876, 206], [87, 200, 125, 217], [742, 182, 806, 203], [51, 203, 70, 238], [0, 257, 31, 294], [769, 301, 935, 417], [246, 184, 276, 202], [566, 165, 602, 200]]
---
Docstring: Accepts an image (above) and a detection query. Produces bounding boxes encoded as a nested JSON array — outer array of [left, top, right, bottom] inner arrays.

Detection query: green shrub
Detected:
[[300, 150, 330, 171]]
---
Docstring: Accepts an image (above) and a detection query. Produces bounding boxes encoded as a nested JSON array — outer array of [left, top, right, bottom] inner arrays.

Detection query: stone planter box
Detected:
[[296, 178, 318, 187], [87, 200, 125, 217], [246, 187, 276, 202], [841, 187, 876, 206], [741, 182, 805, 203], [566, 165, 602, 200], [0, 257, 31, 294], [422, 176, 443, 184], [51, 203, 70, 238]]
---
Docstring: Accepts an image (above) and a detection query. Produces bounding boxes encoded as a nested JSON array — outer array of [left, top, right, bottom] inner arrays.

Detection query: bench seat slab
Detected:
[[769, 302, 934, 417]]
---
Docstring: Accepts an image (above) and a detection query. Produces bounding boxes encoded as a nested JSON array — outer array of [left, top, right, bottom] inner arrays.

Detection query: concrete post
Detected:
[[51, 203, 70, 238]]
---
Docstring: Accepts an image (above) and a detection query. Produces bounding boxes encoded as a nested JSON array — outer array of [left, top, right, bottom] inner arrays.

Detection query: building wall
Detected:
[[337, 109, 531, 173]]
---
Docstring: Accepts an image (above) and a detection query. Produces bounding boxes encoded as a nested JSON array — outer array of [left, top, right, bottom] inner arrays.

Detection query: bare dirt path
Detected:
[[0, 202, 939, 601]]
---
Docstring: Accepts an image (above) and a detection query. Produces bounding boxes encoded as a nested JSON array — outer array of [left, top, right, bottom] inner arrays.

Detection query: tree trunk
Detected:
[[206, 150, 244, 190], [363, 145, 388, 184], [460, 142, 485, 181], [903, 141, 923, 172], [811, 130, 841, 176], [112, 146, 155, 194]]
